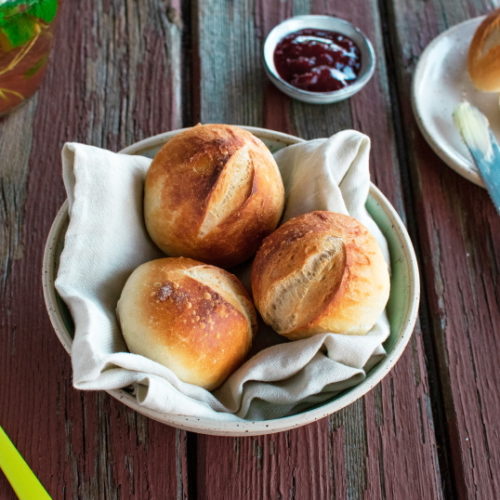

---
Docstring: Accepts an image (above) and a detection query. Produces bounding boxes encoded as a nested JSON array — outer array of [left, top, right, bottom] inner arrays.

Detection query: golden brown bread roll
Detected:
[[144, 124, 285, 267], [251, 211, 390, 340], [117, 257, 256, 390], [468, 9, 500, 92]]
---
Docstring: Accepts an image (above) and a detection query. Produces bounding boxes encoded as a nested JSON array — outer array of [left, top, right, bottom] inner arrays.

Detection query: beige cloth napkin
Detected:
[[55, 130, 390, 421]]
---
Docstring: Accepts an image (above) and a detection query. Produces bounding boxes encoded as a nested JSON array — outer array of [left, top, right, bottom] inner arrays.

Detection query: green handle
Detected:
[[0, 426, 52, 500]]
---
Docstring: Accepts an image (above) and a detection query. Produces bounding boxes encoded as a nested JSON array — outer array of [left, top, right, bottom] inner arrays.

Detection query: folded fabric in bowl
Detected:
[[55, 130, 390, 421]]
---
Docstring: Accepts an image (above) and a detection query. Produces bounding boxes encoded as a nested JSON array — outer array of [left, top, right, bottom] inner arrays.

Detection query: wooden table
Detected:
[[1, 0, 499, 498]]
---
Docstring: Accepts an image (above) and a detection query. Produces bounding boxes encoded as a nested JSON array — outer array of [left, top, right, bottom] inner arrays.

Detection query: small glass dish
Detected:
[[263, 15, 376, 104]]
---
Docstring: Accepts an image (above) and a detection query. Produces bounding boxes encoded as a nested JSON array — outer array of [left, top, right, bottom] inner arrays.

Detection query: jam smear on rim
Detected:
[[273, 28, 362, 92]]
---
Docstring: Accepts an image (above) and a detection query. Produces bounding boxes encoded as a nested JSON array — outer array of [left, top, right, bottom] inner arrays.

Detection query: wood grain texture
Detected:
[[0, 1, 188, 498], [2, 0, 499, 498], [383, 0, 500, 498], [192, 1, 442, 499]]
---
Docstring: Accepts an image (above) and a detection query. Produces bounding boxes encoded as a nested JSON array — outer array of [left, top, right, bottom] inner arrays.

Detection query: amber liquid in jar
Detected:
[[0, 0, 58, 115]]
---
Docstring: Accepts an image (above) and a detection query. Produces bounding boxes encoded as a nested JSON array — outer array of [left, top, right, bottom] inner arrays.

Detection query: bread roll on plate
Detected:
[[117, 257, 256, 390], [144, 124, 285, 267], [468, 9, 500, 92], [251, 211, 390, 340]]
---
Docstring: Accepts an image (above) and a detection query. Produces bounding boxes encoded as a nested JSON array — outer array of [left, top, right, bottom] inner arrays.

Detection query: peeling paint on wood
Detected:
[[1, 0, 499, 498], [0, 1, 187, 498], [192, 1, 442, 499], [382, 0, 500, 498]]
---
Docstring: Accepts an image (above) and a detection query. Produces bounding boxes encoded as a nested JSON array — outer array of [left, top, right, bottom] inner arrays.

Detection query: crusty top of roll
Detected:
[[144, 124, 285, 267], [468, 9, 500, 92], [251, 211, 390, 339], [117, 257, 256, 390]]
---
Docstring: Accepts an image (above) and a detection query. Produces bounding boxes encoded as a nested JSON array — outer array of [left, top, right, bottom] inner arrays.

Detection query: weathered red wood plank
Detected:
[[192, 1, 442, 498], [0, 1, 188, 498], [384, 0, 500, 498]]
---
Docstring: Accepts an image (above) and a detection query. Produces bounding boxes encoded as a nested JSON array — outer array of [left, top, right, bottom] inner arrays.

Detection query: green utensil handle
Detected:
[[0, 426, 52, 499]]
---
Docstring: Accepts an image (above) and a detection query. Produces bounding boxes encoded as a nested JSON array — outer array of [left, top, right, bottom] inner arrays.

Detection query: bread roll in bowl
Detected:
[[251, 211, 390, 340], [144, 124, 285, 267], [468, 9, 500, 92], [117, 257, 256, 390]]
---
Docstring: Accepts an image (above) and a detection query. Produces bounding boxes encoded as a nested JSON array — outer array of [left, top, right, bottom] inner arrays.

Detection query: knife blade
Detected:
[[453, 101, 500, 215]]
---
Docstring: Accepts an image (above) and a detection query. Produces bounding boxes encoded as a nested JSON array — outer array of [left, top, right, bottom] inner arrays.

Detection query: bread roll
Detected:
[[117, 257, 256, 390], [251, 211, 390, 340], [144, 124, 285, 267], [468, 9, 500, 92]]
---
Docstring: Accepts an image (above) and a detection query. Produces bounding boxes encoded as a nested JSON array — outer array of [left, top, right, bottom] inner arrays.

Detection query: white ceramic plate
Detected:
[[412, 16, 500, 188], [42, 127, 420, 436]]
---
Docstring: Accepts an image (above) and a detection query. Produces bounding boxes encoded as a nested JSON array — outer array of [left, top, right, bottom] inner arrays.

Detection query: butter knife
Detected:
[[0, 426, 51, 500], [453, 101, 500, 215]]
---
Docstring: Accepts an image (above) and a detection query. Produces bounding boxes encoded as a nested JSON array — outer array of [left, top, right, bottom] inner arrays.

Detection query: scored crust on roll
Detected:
[[468, 9, 500, 92], [117, 257, 256, 390], [251, 211, 390, 340], [144, 124, 285, 267]]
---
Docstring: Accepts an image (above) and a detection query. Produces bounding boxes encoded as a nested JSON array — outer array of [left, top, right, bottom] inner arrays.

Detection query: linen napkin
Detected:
[[55, 130, 391, 421]]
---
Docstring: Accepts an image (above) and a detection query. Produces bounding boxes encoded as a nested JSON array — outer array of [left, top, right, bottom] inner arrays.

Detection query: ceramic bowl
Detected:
[[263, 15, 376, 104], [42, 127, 419, 436]]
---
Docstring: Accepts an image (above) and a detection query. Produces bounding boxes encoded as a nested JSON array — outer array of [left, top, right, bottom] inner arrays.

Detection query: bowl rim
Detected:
[[262, 15, 376, 103], [42, 126, 420, 436]]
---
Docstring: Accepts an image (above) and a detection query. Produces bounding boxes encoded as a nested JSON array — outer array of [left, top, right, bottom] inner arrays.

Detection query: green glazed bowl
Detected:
[[42, 127, 420, 436]]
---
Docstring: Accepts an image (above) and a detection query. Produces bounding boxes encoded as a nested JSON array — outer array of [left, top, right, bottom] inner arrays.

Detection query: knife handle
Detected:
[[0, 426, 52, 500]]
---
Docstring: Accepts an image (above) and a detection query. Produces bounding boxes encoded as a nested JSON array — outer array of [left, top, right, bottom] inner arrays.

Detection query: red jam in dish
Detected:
[[273, 28, 362, 92]]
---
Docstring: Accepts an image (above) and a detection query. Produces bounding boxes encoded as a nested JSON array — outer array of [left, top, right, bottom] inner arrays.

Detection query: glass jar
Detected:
[[0, 0, 58, 115]]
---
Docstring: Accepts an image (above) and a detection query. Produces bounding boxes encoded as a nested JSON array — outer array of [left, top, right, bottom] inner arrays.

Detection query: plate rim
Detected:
[[411, 16, 486, 188], [42, 126, 420, 436]]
